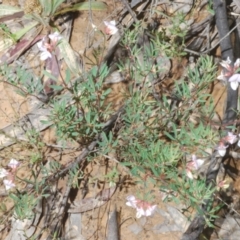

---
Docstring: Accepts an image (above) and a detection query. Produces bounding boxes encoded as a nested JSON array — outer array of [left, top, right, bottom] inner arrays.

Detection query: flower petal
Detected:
[[186, 169, 194, 179], [230, 80, 239, 90], [40, 51, 52, 61], [3, 179, 15, 190], [126, 195, 137, 208], [145, 205, 157, 216], [49, 31, 62, 41], [109, 20, 116, 26], [229, 73, 240, 82], [220, 57, 231, 70], [234, 58, 240, 68], [0, 168, 9, 178], [217, 71, 227, 82], [136, 207, 145, 218], [225, 132, 238, 144], [218, 149, 226, 157], [103, 20, 118, 35], [8, 159, 20, 169], [195, 159, 204, 169], [91, 23, 97, 31], [37, 40, 46, 52]]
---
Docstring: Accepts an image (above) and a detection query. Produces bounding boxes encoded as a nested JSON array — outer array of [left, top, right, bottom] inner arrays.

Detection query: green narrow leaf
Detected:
[[43, 70, 58, 81], [164, 131, 176, 141], [50, 84, 63, 91]]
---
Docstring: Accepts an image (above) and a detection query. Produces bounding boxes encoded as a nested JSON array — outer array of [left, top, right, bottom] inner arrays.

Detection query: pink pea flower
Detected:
[[191, 155, 204, 169], [48, 31, 62, 45], [126, 195, 157, 218], [103, 20, 118, 35], [8, 159, 20, 171], [219, 57, 232, 71], [3, 179, 15, 190], [223, 132, 238, 145], [37, 31, 62, 61], [228, 74, 240, 90], [217, 70, 227, 82], [216, 141, 228, 157], [37, 38, 52, 61], [0, 168, 9, 178], [217, 57, 240, 90], [185, 155, 204, 179]]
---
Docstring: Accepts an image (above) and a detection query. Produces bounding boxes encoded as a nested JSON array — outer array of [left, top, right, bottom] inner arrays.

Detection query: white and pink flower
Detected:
[[217, 57, 240, 90], [186, 155, 204, 179], [103, 20, 118, 35], [37, 38, 52, 61], [0, 168, 9, 178], [37, 31, 62, 61], [126, 195, 157, 218], [48, 31, 62, 44], [224, 132, 238, 145], [0, 159, 20, 190], [8, 159, 20, 171], [3, 179, 15, 190], [216, 141, 228, 157]]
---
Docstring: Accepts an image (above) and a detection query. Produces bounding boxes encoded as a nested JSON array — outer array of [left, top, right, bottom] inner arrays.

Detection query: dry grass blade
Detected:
[[58, 37, 83, 76], [0, 4, 22, 17]]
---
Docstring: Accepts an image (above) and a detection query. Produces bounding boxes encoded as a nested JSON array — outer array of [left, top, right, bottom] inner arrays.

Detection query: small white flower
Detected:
[[219, 57, 231, 70], [218, 57, 240, 89], [3, 179, 15, 190], [37, 32, 62, 61], [228, 74, 240, 90], [37, 39, 52, 61], [185, 155, 204, 180], [224, 132, 238, 144], [126, 195, 157, 218], [91, 23, 97, 31], [218, 149, 227, 157], [0, 168, 9, 178], [186, 168, 194, 179], [234, 58, 240, 68], [37, 38, 46, 51], [40, 51, 52, 61], [48, 31, 62, 43], [103, 20, 118, 35], [216, 141, 228, 156], [126, 195, 137, 208], [136, 204, 157, 218], [191, 155, 204, 169], [8, 159, 20, 170], [217, 70, 227, 83]]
